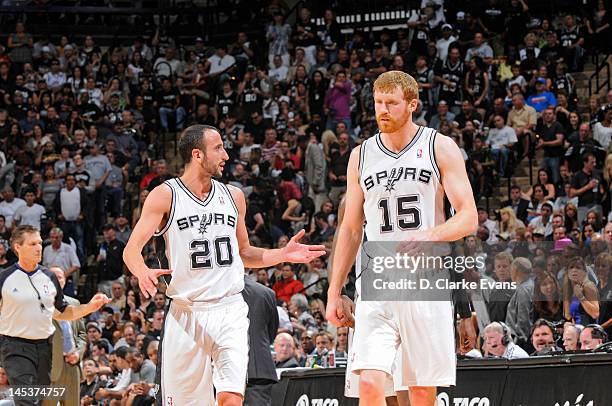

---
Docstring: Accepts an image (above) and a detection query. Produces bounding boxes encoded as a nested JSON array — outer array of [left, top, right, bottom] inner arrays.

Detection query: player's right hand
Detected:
[[137, 268, 173, 298], [326, 295, 353, 328]]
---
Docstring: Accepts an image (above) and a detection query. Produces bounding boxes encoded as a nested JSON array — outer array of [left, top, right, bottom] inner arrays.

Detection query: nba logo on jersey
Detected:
[[219, 196, 225, 205], [166, 396, 173, 406], [417, 148, 423, 158], [43, 284, 49, 294]]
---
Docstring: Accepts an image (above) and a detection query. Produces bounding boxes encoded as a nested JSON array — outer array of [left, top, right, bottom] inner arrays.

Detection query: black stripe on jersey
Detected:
[[153, 180, 176, 237], [154, 236, 170, 274], [358, 137, 368, 180], [176, 177, 216, 207], [443, 195, 455, 221], [374, 126, 423, 159], [429, 129, 441, 183], [219, 182, 239, 217]]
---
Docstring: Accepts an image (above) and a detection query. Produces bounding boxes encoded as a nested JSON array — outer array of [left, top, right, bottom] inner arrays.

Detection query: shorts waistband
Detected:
[[170, 292, 244, 311], [0, 335, 52, 344]]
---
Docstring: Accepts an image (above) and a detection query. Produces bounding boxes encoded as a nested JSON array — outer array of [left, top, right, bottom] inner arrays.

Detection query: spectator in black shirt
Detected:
[[456, 99, 483, 130], [244, 111, 267, 145], [96, 223, 126, 296], [570, 152, 606, 225], [540, 31, 565, 66], [536, 107, 565, 184], [480, 0, 506, 55], [365, 43, 391, 79], [156, 77, 186, 131], [187, 103, 216, 127], [327, 132, 350, 206], [559, 14, 585, 72], [292, 7, 319, 66]]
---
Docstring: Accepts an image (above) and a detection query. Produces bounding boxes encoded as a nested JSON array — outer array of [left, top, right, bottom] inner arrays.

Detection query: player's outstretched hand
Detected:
[[283, 229, 326, 264], [137, 268, 173, 298], [87, 293, 111, 312]]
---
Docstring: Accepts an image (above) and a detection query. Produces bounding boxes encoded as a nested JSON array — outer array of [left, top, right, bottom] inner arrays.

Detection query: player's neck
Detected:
[[380, 121, 420, 153], [180, 170, 213, 199]]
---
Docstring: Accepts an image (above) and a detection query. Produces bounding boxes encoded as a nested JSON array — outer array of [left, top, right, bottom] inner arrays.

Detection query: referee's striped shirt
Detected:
[[0, 264, 68, 340]]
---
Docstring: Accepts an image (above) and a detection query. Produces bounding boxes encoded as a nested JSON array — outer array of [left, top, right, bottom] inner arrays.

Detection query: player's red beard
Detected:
[[375, 109, 411, 133]]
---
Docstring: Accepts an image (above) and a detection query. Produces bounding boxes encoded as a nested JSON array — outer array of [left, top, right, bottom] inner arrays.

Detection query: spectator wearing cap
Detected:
[[570, 152, 606, 225], [436, 23, 457, 62], [96, 224, 126, 297], [527, 78, 558, 113], [505, 257, 535, 350], [429, 100, 456, 132]]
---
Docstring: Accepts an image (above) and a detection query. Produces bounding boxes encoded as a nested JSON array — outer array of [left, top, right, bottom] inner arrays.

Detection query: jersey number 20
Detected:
[[378, 195, 422, 232], [189, 237, 233, 269]]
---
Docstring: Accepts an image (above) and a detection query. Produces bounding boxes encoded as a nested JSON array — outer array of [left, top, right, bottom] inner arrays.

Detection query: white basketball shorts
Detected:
[[351, 299, 456, 388], [157, 293, 249, 406], [344, 325, 400, 398]]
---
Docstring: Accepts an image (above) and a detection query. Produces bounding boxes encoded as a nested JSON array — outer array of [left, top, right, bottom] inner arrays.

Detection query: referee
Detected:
[[0, 225, 110, 406]]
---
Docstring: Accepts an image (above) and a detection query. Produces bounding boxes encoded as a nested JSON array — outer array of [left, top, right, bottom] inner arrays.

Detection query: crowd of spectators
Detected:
[[0, 0, 611, 404]]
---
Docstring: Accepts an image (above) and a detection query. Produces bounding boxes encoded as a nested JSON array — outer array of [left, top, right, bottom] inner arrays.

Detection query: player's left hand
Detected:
[[87, 293, 111, 312], [283, 229, 327, 263]]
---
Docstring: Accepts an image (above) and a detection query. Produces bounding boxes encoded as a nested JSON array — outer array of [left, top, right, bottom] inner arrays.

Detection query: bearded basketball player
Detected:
[[123, 125, 326, 406], [326, 71, 478, 406]]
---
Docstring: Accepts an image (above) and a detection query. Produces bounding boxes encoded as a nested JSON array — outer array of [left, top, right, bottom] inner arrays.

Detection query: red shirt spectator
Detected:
[[273, 264, 304, 303]]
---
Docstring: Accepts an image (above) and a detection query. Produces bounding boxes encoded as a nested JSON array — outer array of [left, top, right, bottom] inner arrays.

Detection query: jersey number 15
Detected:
[[378, 195, 422, 233]]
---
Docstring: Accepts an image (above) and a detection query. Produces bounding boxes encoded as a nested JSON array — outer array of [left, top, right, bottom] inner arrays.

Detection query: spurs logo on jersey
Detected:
[[154, 178, 244, 302], [359, 126, 445, 241]]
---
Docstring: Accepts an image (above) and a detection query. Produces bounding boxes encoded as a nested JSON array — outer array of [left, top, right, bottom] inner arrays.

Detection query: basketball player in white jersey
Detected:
[[328, 196, 408, 406], [326, 71, 478, 406], [123, 125, 326, 406]]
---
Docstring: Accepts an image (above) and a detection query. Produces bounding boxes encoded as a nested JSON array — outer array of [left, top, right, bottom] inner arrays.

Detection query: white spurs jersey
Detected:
[[154, 177, 244, 302], [359, 126, 448, 241]]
